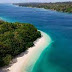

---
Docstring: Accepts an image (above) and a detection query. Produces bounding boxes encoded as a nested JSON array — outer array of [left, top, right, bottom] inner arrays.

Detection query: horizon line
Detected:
[[0, 1, 72, 3]]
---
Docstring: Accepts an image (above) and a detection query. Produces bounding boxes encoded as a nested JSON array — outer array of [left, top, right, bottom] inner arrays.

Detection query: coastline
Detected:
[[2, 31, 51, 72]]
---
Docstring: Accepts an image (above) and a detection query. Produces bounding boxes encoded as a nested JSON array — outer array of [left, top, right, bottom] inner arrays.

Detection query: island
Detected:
[[0, 20, 41, 67], [13, 2, 72, 13], [0, 20, 51, 72]]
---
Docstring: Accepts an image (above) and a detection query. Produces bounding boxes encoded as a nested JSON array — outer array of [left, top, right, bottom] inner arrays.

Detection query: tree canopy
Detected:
[[0, 20, 41, 67]]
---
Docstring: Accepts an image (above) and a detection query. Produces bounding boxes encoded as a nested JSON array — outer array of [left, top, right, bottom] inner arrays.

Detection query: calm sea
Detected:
[[0, 4, 72, 72]]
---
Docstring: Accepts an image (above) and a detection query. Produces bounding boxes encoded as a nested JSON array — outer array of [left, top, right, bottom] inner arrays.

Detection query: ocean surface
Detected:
[[0, 4, 72, 72]]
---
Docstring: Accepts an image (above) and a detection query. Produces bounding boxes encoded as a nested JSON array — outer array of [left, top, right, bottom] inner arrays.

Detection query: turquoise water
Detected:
[[0, 4, 72, 72]]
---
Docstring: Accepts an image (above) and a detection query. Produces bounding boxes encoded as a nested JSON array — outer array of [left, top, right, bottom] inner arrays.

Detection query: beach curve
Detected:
[[6, 31, 51, 72]]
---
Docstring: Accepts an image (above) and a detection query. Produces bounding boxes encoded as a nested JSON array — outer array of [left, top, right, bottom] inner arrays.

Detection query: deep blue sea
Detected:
[[0, 4, 72, 72]]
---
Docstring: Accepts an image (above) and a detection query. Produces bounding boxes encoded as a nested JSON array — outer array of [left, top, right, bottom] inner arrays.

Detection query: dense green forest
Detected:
[[0, 20, 41, 67], [13, 2, 72, 13]]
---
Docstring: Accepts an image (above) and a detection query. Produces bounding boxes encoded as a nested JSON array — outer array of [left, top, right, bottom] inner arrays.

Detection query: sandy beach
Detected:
[[4, 31, 51, 72]]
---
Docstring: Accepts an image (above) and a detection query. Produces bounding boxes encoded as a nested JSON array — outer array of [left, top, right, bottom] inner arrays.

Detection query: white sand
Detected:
[[7, 31, 51, 72]]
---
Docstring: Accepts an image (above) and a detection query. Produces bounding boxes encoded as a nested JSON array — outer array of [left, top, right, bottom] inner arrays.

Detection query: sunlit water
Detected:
[[0, 4, 72, 72]]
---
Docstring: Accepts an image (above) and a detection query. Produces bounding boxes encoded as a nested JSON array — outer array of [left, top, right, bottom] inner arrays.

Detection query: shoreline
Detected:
[[2, 31, 51, 72], [12, 4, 71, 14]]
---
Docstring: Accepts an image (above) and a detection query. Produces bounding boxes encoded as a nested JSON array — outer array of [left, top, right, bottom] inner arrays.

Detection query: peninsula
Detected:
[[0, 20, 51, 72]]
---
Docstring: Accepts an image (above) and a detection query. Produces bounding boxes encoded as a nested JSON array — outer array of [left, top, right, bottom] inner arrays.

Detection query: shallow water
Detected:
[[0, 4, 72, 72]]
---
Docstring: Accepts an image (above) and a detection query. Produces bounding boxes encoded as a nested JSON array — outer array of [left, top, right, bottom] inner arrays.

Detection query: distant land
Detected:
[[13, 2, 72, 13]]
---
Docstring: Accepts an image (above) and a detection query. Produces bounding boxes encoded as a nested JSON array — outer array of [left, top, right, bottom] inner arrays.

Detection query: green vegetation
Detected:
[[0, 20, 41, 67], [13, 2, 72, 13]]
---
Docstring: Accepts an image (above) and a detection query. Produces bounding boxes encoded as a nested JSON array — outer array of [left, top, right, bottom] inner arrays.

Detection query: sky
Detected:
[[0, 0, 72, 3]]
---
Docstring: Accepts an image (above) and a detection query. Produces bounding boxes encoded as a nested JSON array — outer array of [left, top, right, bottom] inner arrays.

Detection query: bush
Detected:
[[3, 54, 12, 65]]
